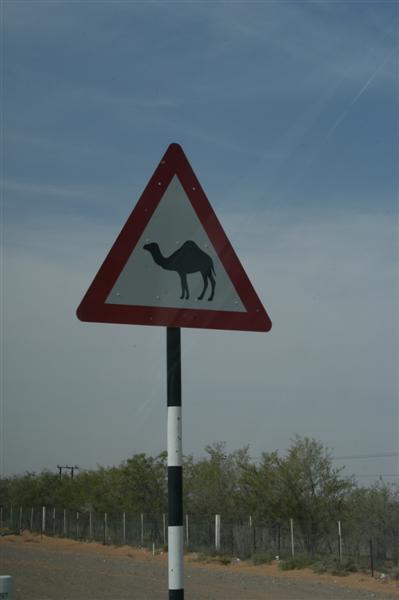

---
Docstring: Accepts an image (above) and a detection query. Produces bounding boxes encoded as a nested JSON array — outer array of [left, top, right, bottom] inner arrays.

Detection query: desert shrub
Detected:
[[252, 552, 274, 565], [331, 568, 350, 577], [217, 554, 232, 565], [195, 552, 210, 562], [195, 552, 231, 565], [311, 561, 328, 574], [331, 559, 359, 575], [342, 560, 358, 573], [311, 558, 359, 576], [279, 556, 313, 571]]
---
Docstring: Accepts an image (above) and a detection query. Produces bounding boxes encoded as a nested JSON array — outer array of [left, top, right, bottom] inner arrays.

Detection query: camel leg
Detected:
[[208, 272, 216, 301], [179, 273, 188, 299], [179, 273, 189, 299], [198, 273, 208, 300]]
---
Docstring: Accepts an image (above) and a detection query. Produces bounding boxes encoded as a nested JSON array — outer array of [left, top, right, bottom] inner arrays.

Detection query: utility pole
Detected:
[[65, 465, 80, 479], [57, 465, 79, 479], [57, 465, 69, 479]]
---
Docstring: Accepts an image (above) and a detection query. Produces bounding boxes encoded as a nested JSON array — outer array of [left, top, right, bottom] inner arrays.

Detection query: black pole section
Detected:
[[167, 327, 184, 600], [167, 328, 181, 408]]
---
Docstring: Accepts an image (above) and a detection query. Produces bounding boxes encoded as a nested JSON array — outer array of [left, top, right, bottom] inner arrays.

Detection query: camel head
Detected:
[[143, 242, 166, 268], [143, 242, 159, 253]]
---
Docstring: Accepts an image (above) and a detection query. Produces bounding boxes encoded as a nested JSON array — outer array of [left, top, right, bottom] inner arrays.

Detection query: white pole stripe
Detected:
[[167, 407, 182, 467], [168, 526, 184, 590]]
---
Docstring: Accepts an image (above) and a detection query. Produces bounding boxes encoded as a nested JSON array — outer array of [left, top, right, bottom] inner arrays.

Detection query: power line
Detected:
[[250, 452, 398, 462], [352, 473, 398, 478], [332, 452, 399, 460]]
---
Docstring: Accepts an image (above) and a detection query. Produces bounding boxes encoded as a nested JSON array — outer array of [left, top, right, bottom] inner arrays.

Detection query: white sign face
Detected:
[[106, 176, 246, 312]]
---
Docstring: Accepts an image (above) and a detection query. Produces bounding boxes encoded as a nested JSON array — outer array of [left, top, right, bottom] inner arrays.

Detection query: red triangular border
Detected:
[[76, 144, 272, 332]]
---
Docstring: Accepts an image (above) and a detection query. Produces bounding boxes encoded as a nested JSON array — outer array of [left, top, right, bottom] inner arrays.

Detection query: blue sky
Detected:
[[2, 1, 398, 483]]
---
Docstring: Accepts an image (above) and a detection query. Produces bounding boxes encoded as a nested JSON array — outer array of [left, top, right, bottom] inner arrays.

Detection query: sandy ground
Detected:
[[0, 532, 398, 599]]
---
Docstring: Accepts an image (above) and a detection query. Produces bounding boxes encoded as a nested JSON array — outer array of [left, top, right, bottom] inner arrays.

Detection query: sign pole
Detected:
[[167, 327, 184, 599]]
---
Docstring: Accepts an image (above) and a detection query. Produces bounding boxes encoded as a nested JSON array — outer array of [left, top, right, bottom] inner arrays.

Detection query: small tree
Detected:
[[276, 436, 354, 554], [116, 453, 167, 515], [184, 442, 250, 521], [347, 481, 399, 565]]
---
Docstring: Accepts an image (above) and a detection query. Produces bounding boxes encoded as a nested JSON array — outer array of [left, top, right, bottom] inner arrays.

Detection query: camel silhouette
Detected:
[[143, 240, 216, 301]]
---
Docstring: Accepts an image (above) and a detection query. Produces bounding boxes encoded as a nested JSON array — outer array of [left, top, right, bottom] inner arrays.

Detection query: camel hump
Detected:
[[181, 240, 202, 252], [166, 240, 215, 274], [179, 240, 213, 261]]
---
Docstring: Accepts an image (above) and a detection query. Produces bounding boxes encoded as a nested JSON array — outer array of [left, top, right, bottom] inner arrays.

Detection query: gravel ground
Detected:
[[0, 535, 397, 600]]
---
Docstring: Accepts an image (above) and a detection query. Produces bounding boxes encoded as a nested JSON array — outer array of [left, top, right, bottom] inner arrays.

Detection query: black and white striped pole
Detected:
[[167, 327, 184, 599]]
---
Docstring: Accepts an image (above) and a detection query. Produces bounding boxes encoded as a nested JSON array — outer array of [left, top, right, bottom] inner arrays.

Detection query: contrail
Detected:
[[350, 47, 397, 107], [325, 47, 397, 142]]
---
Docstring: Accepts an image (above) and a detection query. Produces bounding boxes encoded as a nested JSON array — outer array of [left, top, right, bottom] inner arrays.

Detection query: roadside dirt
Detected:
[[1, 532, 397, 599]]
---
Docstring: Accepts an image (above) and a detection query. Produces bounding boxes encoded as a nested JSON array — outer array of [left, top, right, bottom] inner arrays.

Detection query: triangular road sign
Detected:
[[77, 144, 272, 332]]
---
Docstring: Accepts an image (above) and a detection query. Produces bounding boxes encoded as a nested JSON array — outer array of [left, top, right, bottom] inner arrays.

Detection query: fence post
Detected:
[[76, 512, 79, 539], [19, 506, 22, 531], [277, 522, 281, 558], [215, 514, 221, 553], [123, 512, 126, 545], [185, 514, 189, 546], [290, 518, 295, 557], [89, 511, 92, 540], [10, 505, 13, 528], [141, 513, 144, 546], [53, 508, 56, 536], [42, 506, 46, 534], [63, 509, 67, 537], [30, 507, 34, 531], [249, 515, 256, 554], [253, 518, 256, 554], [369, 539, 374, 577], [338, 520, 342, 563], [0, 506, 3, 528], [163, 513, 166, 546], [104, 512, 107, 545]]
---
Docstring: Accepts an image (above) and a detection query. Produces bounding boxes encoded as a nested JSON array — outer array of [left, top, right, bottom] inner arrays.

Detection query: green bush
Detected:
[[311, 561, 328, 574], [311, 558, 359, 576], [217, 554, 232, 565], [331, 568, 350, 577], [252, 552, 274, 565], [342, 560, 358, 573], [195, 552, 232, 565], [195, 552, 211, 562], [279, 556, 313, 571]]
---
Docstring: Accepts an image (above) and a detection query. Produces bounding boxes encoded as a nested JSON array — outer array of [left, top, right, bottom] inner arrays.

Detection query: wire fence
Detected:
[[1, 505, 397, 571]]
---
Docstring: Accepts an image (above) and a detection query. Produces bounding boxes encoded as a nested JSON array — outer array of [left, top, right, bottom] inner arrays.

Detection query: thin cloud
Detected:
[[4, 181, 102, 199]]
